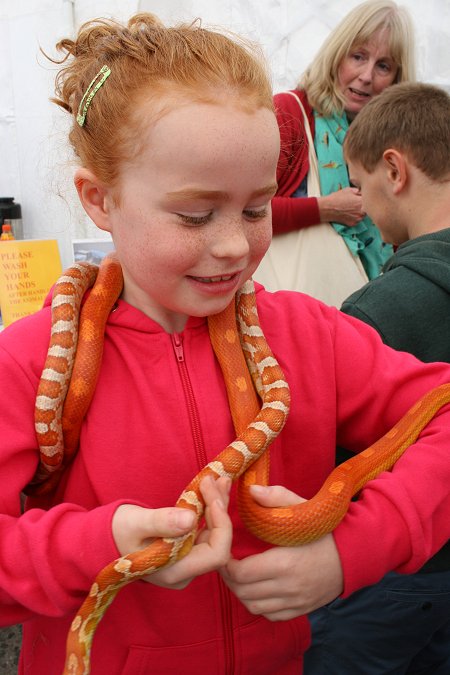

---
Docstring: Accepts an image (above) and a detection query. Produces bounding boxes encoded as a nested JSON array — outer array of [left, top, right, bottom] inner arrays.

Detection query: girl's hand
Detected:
[[221, 485, 343, 620], [112, 475, 232, 590]]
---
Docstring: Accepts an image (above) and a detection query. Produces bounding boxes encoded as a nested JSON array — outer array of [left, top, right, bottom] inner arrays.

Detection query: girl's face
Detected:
[[102, 99, 280, 333], [337, 29, 398, 120]]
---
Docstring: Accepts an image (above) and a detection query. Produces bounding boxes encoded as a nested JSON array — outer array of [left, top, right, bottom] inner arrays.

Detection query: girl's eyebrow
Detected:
[[165, 184, 278, 202]]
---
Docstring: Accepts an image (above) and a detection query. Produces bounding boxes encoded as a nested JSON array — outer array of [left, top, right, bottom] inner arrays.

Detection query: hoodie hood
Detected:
[[384, 227, 450, 294]]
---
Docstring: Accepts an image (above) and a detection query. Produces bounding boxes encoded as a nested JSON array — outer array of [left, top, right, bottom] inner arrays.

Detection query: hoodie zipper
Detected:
[[171, 332, 207, 469], [171, 332, 235, 674], [218, 576, 236, 674]]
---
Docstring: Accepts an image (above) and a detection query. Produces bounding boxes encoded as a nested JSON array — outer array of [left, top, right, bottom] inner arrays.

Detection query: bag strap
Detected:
[[285, 91, 321, 198]]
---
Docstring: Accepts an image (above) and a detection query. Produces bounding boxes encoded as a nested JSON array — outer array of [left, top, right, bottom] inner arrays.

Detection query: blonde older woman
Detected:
[[255, 0, 415, 305]]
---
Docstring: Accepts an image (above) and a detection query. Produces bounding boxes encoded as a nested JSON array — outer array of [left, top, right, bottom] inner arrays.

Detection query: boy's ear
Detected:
[[382, 149, 408, 195], [74, 168, 112, 233]]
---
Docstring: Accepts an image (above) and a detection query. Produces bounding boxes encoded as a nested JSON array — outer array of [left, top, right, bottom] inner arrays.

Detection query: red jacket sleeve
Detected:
[[271, 194, 321, 234], [272, 90, 321, 234]]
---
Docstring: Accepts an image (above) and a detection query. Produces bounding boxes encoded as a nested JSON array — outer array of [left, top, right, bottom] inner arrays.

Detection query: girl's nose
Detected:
[[210, 218, 250, 259]]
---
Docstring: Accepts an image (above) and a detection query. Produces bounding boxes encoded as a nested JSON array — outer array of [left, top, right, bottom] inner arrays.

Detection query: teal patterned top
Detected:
[[314, 110, 392, 280]]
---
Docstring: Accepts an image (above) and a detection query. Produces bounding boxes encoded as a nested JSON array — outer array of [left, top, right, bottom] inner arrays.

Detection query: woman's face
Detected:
[[337, 29, 398, 120]]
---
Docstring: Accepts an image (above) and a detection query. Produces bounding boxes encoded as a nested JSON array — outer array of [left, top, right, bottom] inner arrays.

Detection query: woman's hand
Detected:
[[112, 475, 232, 590], [221, 485, 344, 620], [318, 186, 365, 226]]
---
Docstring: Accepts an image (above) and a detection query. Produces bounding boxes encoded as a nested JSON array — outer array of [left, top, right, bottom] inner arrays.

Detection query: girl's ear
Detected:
[[74, 168, 112, 233], [382, 149, 408, 195]]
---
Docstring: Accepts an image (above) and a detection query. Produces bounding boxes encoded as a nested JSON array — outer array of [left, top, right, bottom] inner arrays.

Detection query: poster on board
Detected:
[[0, 239, 62, 327]]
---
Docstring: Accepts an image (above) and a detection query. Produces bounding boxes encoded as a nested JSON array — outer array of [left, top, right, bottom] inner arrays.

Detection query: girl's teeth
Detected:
[[194, 275, 233, 283]]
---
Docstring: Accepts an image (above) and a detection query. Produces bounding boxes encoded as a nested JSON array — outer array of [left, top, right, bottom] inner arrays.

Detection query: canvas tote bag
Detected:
[[253, 91, 368, 307]]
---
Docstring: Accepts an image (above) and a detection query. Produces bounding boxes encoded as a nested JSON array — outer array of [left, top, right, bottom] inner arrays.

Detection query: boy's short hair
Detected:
[[344, 82, 450, 181]]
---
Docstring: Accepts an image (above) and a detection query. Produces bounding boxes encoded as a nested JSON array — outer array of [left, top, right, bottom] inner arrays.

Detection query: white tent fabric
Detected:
[[1, 0, 449, 268]]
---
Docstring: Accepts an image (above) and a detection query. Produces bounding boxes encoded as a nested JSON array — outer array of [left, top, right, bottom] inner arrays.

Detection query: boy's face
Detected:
[[100, 99, 280, 332], [347, 157, 407, 246]]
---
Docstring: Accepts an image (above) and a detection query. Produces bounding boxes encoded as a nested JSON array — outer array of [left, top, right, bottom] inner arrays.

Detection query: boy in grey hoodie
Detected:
[[305, 82, 450, 675]]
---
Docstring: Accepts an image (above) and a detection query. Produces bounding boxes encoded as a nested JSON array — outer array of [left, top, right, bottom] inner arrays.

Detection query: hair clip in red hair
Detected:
[[76, 65, 111, 127]]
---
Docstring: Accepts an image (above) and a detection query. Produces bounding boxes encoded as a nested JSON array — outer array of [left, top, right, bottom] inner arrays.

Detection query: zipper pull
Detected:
[[172, 332, 184, 362]]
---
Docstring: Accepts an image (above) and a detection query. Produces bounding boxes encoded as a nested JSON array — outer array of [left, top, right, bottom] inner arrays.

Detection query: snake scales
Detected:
[[28, 253, 450, 675]]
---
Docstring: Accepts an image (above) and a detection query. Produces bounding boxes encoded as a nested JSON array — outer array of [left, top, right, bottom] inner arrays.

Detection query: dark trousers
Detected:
[[304, 570, 450, 675]]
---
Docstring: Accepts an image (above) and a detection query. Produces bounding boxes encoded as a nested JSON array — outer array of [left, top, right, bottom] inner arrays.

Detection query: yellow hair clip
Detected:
[[76, 65, 111, 127]]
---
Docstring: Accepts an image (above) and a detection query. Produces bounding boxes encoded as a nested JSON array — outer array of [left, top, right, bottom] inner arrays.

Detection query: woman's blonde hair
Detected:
[[48, 13, 273, 187], [300, 0, 416, 116]]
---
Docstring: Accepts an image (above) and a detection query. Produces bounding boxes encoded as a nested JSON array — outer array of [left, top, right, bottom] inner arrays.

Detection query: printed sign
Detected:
[[0, 239, 62, 327]]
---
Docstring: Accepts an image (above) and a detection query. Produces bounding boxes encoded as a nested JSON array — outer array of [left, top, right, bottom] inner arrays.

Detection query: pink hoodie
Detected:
[[1, 285, 449, 674]]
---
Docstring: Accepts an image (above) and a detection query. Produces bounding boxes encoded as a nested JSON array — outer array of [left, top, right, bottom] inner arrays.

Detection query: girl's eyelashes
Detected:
[[176, 206, 269, 226], [243, 207, 268, 220], [176, 213, 211, 226]]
